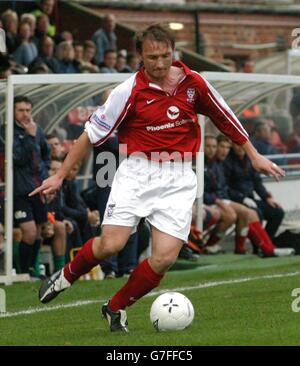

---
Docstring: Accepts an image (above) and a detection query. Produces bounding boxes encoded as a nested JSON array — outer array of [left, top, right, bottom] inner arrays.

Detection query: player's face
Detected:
[[217, 141, 231, 161], [204, 137, 217, 159], [14, 102, 32, 125], [141, 40, 173, 82]]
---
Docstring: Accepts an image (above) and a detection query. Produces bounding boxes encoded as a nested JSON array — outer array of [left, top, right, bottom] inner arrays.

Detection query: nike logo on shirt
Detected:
[[146, 99, 155, 105]]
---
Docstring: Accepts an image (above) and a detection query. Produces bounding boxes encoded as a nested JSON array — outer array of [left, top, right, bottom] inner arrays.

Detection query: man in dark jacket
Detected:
[[13, 95, 51, 274], [225, 142, 285, 241]]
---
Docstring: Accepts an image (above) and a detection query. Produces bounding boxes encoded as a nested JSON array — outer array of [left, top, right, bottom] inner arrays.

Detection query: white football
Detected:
[[150, 292, 194, 331]]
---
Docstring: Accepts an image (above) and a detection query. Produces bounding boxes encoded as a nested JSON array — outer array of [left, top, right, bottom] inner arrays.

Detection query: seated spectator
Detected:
[[13, 21, 38, 67], [100, 49, 118, 73], [79, 40, 99, 73], [186, 203, 206, 255], [287, 116, 300, 154], [56, 41, 79, 73], [32, 14, 50, 49], [0, 54, 13, 79], [62, 161, 100, 242], [30, 36, 61, 73], [31, 0, 57, 37], [46, 159, 81, 266], [266, 119, 287, 154], [1, 9, 19, 54], [46, 133, 66, 160], [20, 13, 36, 37], [30, 63, 50, 74], [226, 142, 285, 242], [92, 14, 117, 65], [204, 135, 293, 257], [73, 41, 84, 65], [290, 87, 300, 121], [251, 120, 286, 165], [116, 53, 132, 73], [127, 52, 141, 72]]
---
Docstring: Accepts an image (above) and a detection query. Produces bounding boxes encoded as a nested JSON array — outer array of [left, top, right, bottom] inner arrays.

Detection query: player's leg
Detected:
[[104, 226, 182, 332], [38, 225, 133, 304]]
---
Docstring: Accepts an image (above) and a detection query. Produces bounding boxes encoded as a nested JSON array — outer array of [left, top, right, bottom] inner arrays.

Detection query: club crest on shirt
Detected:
[[107, 204, 116, 217], [186, 88, 195, 103], [167, 106, 180, 120]]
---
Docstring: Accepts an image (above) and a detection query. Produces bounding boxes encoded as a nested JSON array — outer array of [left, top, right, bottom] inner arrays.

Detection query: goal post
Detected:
[[0, 73, 130, 285]]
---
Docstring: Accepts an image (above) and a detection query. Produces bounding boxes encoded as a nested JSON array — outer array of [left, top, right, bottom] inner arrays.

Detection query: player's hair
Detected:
[[14, 95, 33, 107], [136, 24, 175, 52]]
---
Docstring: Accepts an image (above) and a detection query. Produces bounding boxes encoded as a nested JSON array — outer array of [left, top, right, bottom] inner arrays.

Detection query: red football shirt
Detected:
[[85, 61, 248, 159]]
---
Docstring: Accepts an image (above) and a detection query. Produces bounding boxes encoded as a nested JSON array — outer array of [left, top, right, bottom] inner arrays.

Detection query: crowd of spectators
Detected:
[[0, 1, 141, 78]]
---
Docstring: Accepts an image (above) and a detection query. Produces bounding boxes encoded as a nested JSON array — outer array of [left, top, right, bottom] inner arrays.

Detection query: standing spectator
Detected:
[[32, 0, 57, 37], [13, 96, 51, 275], [100, 49, 118, 73], [13, 21, 38, 68], [1, 9, 19, 54], [92, 14, 117, 65]]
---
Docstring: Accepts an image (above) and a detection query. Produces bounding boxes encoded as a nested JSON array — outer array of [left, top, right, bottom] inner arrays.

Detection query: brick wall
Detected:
[[60, 3, 300, 66]]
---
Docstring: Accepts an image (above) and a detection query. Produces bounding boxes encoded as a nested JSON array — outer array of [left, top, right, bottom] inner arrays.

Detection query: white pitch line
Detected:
[[1, 271, 300, 319]]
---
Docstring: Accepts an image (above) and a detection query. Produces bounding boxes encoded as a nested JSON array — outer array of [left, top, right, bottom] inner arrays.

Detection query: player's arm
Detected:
[[29, 132, 92, 196], [197, 76, 284, 180]]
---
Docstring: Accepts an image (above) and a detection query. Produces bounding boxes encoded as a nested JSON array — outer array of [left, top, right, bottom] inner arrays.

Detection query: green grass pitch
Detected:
[[1, 253, 300, 346]]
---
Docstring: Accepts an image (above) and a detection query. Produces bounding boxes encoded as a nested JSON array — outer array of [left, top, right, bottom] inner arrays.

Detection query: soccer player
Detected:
[[29, 24, 284, 332]]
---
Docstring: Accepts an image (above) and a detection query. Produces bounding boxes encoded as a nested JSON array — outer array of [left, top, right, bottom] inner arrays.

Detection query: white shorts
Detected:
[[102, 155, 198, 241]]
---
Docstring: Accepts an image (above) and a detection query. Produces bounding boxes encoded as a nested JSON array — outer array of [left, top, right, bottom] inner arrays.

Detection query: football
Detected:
[[150, 292, 194, 331]]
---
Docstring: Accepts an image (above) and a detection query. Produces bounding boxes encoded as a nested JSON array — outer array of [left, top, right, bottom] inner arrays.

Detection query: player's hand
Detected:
[[29, 174, 63, 197], [250, 154, 285, 181]]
